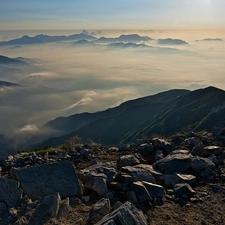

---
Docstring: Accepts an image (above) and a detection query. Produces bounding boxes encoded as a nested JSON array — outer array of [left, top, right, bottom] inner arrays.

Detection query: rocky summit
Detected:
[[1, 127, 225, 224]]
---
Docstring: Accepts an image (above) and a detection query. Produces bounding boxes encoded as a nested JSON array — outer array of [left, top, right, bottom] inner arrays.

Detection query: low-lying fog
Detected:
[[0, 29, 225, 141]]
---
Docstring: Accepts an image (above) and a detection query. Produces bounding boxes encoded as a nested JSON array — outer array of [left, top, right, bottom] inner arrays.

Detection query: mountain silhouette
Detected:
[[94, 34, 153, 43], [195, 38, 223, 42], [157, 38, 189, 45], [0, 33, 97, 46], [0, 80, 20, 87], [0, 55, 29, 65], [36, 87, 225, 147]]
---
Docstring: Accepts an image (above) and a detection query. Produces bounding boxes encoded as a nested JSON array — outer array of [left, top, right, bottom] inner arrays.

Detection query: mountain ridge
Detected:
[[34, 87, 225, 148]]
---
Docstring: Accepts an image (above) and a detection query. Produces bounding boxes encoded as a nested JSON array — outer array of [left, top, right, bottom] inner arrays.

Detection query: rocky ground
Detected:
[[1, 127, 225, 225]]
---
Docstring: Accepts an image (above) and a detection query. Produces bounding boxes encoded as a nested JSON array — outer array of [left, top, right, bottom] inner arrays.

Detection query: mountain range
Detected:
[[35, 86, 225, 148]]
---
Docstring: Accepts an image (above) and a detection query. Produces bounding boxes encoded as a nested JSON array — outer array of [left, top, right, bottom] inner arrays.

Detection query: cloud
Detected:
[[0, 30, 224, 146]]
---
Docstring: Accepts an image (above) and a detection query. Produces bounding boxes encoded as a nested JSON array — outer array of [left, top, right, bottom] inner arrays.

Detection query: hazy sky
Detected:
[[0, 0, 225, 30]]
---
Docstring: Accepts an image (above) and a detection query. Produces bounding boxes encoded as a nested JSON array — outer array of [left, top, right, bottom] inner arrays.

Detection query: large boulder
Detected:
[[0, 177, 22, 207], [153, 150, 193, 174], [95, 201, 148, 225], [16, 162, 82, 200]]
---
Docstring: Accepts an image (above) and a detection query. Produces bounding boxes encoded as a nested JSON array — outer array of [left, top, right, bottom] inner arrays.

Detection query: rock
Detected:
[[191, 156, 215, 172], [89, 198, 111, 224], [58, 197, 70, 219], [163, 174, 179, 187], [142, 181, 166, 198], [121, 166, 156, 183], [203, 146, 223, 157], [185, 137, 200, 148], [85, 176, 108, 196], [174, 183, 195, 199], [28, 193, 60, 225], [16, 161, 82, 200], [95, 201, 148, 225], [131, 181, 152, 202], [208, 154, 218, 166], [113, 201, 123, 210], [138, 143, 154, 152], [134, 164, 163, 178], [191, 142, 204, 156], [0, 177, 22, 207], [155, 150, 164, 161], [78, 161, 117, 184], [152, 138, 174, 153], [153, 151, 192, 174], [174, 173, 196, 185], [119, 155, 140, 166]]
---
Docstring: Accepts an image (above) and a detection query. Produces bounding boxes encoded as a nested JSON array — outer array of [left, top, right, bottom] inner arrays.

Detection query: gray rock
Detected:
[[28, 193, 60, 225], [16, 162, 82, 200], [119, 155, 140, 166], [96, 201, 148, 225], [78, 161, 117, 184], [163, 174, 179, 187], [0, 177, 22, 207], [142, 181, 165, 198], [121, 166, 156, 183], [85, 176, 108, 196], [153, 151, 192, 174], [131, 181, 152, 202], [203, 146, 223, 157], [174, 183, 195, 199], [185, 137, 200, 148], [136, 139, 148, 146], [191, 142, 204, 156], [191, 156, 215, 172], [152, 138, 174, 153], [89, 198, 111, 224], [58, 197, 70, 219], [138, 143, 154, 152], [174, 173, 196, 185]]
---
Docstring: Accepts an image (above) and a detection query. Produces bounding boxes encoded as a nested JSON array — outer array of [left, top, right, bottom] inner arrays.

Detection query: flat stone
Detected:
[[174, 183, 195, 198], [131, 181, 152, 202], [174, 173, 196, 185], [121, 166, 156, 183], [16, 162, 82, 200], [153, 151, 192, 174]]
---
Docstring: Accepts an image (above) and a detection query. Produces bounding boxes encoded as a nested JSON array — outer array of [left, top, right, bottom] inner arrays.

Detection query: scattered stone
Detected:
[[58, 197, 70, 219], [131, 181, 152, 203], [203, 146, 223, 157], [16, 161, 82, 200], [121, 166, 156, 183], [96, 201, 148, 225], [153, 151, 192, 174], [174, 173, 196, 185], [191, 141, 204, 156], [174, 183, 195, 199], [119, 155, 140, 166], [89, 198, 111, 224], [28, 193, 60, 225], [191, 156, 215, 173], [163, 174, 179, 187], [152, 138, 174, 153], [138, 143, 154, 152], [85, 176, 108, 196], [142, 181, 166, 198]]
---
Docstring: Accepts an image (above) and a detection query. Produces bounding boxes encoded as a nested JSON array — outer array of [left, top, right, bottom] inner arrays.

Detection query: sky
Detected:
[[0, 0, 225, 30]]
